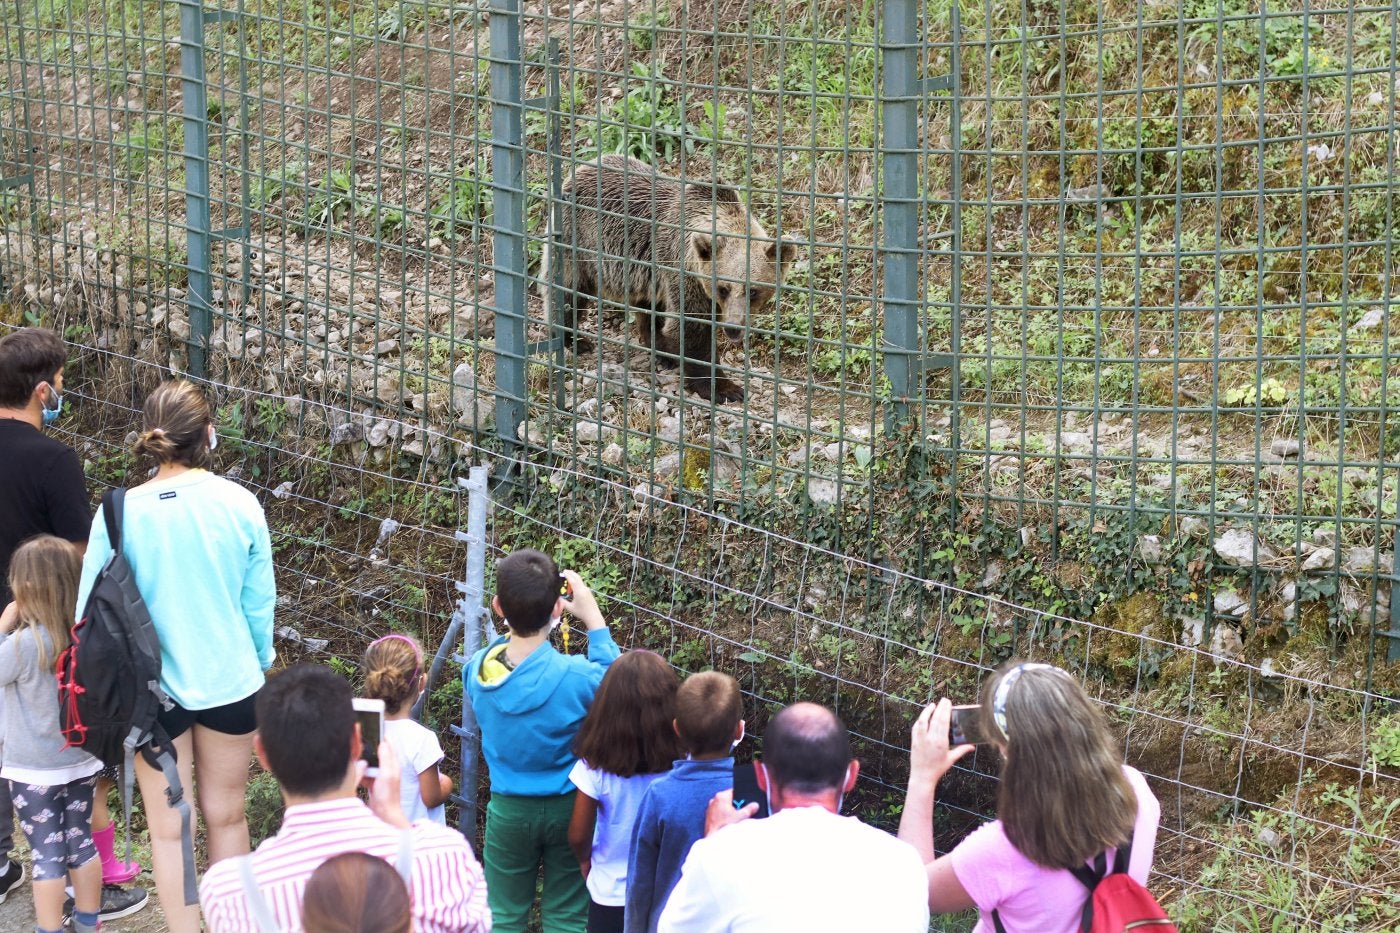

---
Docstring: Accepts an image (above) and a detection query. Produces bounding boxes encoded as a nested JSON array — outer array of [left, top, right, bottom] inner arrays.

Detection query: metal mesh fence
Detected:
[[1, 0, 1398, 928]]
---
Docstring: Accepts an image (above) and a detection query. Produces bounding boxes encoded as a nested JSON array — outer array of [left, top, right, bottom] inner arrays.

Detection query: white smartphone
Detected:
[[353, 697, 386, 777]]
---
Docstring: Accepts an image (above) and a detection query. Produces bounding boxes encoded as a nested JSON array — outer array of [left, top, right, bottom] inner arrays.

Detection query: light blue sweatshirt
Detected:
[[76, 470, 276, 709], [466, 628, 620, 796]]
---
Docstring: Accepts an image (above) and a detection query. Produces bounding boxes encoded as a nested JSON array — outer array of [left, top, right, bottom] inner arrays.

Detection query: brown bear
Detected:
[[543, 154, 796, 403]]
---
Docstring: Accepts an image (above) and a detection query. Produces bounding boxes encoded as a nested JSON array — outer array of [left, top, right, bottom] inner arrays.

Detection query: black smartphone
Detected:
[[949, 704, 983, 746], [731, 760, 769, 819]]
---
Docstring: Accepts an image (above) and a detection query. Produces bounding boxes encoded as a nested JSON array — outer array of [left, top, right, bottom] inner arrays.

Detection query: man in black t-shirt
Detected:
[[0, 328, 91, 902], [0, 328, 151, 922]]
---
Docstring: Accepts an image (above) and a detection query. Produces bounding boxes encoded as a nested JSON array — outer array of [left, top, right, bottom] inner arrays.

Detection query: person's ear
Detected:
[[673, 718, 683, 739], [754, 761, 769, 794], [252, 733, 272, 772], [351, 721, 364, 764], [491, 595, 503, 619], [842, 760, 860, 795], [733, 719, 745, 743]]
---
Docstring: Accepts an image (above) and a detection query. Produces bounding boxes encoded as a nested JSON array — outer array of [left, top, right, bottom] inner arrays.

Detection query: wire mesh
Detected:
[[0, 0, 1398, 928]]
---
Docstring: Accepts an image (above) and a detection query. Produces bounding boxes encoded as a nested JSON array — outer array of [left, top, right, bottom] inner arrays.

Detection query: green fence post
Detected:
[[879, 0, 920, 417], [490, 0, 527, 454], [178, 0, 213, 379]]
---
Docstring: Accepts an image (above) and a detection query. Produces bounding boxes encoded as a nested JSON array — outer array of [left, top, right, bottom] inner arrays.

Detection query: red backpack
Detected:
[[992, 832, 1177, 933]]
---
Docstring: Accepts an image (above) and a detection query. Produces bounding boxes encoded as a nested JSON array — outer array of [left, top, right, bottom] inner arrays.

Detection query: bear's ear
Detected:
[[767, 238, 798, 265], [693, 234, 713, 262]]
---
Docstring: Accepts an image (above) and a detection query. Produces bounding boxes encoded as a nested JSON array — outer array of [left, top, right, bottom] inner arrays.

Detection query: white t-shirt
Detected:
[[658, 805, 930, 933], [384, 717, 446, 825], [568, 760, 669, 906]]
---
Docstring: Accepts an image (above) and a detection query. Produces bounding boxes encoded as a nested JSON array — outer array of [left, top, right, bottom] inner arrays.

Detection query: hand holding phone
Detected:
[[353, 698, 386, 778]]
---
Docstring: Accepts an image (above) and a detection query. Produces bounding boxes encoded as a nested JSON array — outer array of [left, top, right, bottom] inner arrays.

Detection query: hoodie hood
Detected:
[[474, 636, 568, 714]]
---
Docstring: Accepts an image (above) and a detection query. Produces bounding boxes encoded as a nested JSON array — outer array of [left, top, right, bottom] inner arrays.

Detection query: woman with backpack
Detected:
[[75, 379, 276, 933], [898, 662, 1170, 933]]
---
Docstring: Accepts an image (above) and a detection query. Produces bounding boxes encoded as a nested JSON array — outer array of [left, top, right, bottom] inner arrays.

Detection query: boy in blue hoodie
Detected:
[[624, 671, 744, 933], [466, 548, 620, 933]]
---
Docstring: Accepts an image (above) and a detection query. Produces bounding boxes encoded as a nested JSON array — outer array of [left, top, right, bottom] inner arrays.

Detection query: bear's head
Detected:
[[685, 198, 798, 338]]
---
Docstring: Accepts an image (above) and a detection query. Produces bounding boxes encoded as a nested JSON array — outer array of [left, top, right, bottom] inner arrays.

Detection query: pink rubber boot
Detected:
[[93, 822, 142, 885]]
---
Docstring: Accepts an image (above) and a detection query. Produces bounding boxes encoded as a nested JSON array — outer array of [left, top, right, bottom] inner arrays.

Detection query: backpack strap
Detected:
[[1068, 832, 1135, 933], [103, 488, 125, 553], [141, 728, 200, 906], [236, 854, 281, 933], [395, 827, 414, 884]]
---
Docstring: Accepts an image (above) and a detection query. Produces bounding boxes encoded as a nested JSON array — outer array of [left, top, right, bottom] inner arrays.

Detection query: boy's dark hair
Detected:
[[762, 703, 851, 794], [674, 671, 742, 756], [495, 548, 562, 636], [256, 664, 355, 797], [0, 327, 65, 408]]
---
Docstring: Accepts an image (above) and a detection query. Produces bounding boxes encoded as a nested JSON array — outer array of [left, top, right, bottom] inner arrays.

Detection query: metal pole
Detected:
[[448, 465, 491, 842], [489, 0, 527, 453], [178, 0, 213, 378], [879, 0, 920, 416]]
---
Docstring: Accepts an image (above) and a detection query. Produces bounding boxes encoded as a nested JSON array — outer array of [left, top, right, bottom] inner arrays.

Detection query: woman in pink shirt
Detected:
[[898, 662, 1161, 933]]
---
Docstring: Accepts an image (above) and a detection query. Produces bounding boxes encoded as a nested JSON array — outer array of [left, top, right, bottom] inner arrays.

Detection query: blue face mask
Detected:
[[40, 385, 63, 427]]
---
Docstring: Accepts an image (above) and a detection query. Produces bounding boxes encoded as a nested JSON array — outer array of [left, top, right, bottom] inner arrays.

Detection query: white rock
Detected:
[[451, 363, 477, 414], [1214, 529, 1277, 567], [1214, 588, 1247, 616], [1353, 307, 1385, 331], [1210, 624, 1244, 662], [1269, 438, 1301, 458], [601, 443, 624, 467], [1312, 527, 1338, 548], [983, 560, 1005, 589], [575, 422, 615, 444], [1138, 535, 1164, 563], [374, 339, 400, 356], [1020, 527, 1034, 548], [272, 481, 295, 499], [807, 478, 839, 506], [366, 420, 393, 447], [631, 482, 658, 503], [653, 453, 681, 478], [1301, 547, 1335, 572], [329, 421, 363, 446], [1257, 826, 1283, 848], [1307, 142, 1333, 162], [1344, 547, 1394, 574], [1259, 658, 1281, 679], [1179, 516, 1208, 538]]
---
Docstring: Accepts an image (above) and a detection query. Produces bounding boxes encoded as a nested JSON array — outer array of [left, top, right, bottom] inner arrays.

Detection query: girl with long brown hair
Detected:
[[899, 661, 1161, 932], [567, 650, 681, 933]]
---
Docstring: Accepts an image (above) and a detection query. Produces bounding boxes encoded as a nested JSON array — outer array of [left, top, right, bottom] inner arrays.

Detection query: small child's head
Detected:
[[8, 534, 80, 668], [574, 650, 680, 777], [674, 671, 744, 759], [362, 634, 424, 715], [301, 851, 411, 933], [493, 548, 563, 636]]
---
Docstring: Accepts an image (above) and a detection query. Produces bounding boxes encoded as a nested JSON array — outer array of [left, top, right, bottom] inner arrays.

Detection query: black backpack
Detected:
[[56, 487, 199, 905]]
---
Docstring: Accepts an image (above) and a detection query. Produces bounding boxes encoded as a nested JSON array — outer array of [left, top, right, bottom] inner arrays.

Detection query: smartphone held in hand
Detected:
[[948, 704, 984, 746], [353, 697, 386, 777]]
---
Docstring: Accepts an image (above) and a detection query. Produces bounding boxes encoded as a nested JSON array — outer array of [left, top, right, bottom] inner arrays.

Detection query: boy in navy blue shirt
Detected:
[[624, 671, 744, 933], [466, 549, 620, 933]]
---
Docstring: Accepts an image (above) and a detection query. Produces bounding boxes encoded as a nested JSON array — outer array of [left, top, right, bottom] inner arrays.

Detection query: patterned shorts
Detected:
[[8, 776, 98, 880]]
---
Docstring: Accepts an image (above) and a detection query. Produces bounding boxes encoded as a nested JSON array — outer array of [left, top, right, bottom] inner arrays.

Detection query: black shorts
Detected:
[[157, 690, 259, 740]]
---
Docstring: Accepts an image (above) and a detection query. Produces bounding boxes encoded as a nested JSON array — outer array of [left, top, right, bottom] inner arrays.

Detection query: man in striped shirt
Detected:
[[200, 664, 491, 932]]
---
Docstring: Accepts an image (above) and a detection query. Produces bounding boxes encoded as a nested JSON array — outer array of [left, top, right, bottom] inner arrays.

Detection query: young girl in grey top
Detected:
[[0, 535, 102, 933]]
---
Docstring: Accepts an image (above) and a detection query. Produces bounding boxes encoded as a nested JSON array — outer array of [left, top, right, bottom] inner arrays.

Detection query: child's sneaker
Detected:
[[0, 858, 23, 903]]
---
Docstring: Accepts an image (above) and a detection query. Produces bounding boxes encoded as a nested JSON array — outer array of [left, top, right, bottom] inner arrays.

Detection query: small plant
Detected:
[[252, 160, 307, 208], [306, 166, 355, 228], [113, 117, 181, 177], [1368, 715, 1400, 772], [430, 163, 492, 240]]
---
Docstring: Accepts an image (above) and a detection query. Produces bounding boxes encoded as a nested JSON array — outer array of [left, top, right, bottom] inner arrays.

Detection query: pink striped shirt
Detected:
[[200, 797, 491, 933]]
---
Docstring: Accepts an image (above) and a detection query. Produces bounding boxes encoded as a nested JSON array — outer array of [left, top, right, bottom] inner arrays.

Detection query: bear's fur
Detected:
[[544, 155, 796, 403]]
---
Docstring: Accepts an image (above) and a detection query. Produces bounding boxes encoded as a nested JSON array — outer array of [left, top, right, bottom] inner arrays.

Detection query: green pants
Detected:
[[484, 792, 588, 933]]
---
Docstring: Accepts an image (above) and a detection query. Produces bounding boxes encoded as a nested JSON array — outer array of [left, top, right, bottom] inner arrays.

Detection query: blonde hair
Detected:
[[363, 634, 423, 715], [133, 380, 213, 469], [7, 535, 81, 671], [981, 661, 1138, 869]]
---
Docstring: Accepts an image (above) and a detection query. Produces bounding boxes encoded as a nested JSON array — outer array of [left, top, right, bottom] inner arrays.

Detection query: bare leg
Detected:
[[191, 725, 254, 865], [133, 730, 199, 933]]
